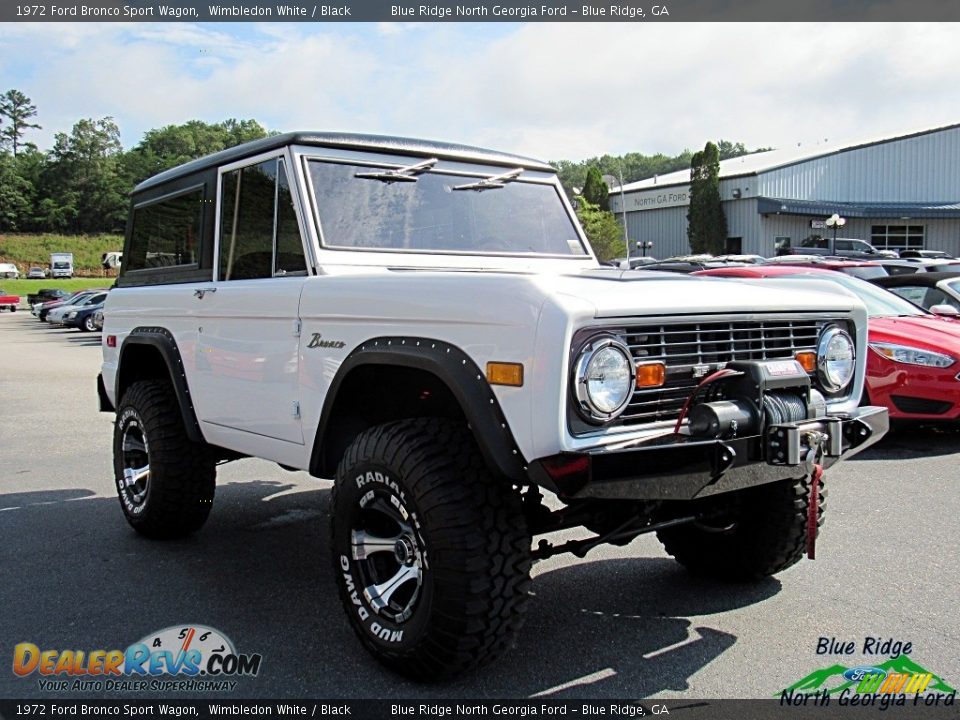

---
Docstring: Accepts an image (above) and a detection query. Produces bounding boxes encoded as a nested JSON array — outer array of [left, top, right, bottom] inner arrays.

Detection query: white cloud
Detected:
[[2, 22, 959, 162]]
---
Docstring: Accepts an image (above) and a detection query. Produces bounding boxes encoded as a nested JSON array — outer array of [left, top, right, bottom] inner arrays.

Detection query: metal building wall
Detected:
[[758, 126, 960, 201], [625, 205, 690, 258]]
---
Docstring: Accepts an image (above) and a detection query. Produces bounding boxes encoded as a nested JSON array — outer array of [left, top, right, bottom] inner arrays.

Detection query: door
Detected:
[[191, 155, 310, 445]]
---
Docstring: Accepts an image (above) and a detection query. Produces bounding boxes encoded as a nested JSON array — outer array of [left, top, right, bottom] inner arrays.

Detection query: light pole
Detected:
[[825, 213, 846, 256], [603, 164, 630, 259]]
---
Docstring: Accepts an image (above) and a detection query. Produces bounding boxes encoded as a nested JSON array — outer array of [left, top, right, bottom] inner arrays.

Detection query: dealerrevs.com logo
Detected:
[[13, 625, 262, 692]]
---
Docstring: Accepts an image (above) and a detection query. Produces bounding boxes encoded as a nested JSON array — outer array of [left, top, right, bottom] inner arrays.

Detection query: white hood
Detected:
[[542, 269, 860, 318]]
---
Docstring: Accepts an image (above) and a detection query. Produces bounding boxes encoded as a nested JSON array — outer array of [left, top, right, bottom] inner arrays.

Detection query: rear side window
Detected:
[[125, 188, 204, 271], [889, 286, 927, 306], [219, 158, 307, 281]]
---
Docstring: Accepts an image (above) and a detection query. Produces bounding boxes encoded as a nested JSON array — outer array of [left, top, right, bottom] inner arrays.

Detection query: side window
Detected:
[[890, 286, 927, 306], [219, 158, 306, 281], [276, 162, 307, 276], [126, 188, 203, 271], [923, 288, 957, 310]]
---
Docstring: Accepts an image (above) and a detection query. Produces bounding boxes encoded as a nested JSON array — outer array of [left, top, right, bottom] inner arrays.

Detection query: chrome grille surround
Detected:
[[586, 315, 843, 429]]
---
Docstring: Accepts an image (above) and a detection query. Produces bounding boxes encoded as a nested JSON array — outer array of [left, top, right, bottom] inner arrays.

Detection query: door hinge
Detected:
[[292, 401, 301, 419], [293, 319, 301, 337]]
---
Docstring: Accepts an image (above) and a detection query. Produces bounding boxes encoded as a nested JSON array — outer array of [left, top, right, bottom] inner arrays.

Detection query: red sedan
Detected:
[[695, 264, 960, 421]]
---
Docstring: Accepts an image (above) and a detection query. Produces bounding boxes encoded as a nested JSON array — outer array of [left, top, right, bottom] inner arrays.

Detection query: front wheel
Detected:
[[113, 379, 217, 539], [82, 314, 96, 331], [330, 418, 532, 680], [657, 475, 826, 581]]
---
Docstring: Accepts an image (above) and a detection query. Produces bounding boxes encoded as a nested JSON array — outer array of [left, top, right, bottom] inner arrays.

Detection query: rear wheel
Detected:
[[657, 475, 826, 580], [113, 380, 216, 539], [330, 418, 532, 680]]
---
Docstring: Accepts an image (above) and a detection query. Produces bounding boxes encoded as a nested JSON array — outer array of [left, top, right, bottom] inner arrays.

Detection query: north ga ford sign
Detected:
[[612, 187, 690, 212]]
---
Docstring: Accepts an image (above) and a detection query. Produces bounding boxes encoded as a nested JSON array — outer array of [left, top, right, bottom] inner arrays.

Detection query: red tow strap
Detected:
[[806, 464, 824, 560]]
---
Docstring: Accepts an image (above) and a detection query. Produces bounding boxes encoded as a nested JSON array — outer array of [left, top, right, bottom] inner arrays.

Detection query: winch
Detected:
[[683, 359, 835, 466]]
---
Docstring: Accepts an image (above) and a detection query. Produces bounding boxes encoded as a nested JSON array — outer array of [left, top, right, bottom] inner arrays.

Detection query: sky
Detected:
[[1, 21, 958, 162]]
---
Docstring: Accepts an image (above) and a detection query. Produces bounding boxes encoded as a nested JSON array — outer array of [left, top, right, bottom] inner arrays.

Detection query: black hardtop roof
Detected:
[[134, 131, 556, 194], [875, 271, 960, 287]]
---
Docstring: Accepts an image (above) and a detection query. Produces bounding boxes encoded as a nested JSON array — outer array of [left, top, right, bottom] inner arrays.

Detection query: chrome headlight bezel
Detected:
[[573, 336, 635, 423], [817, 325, 856, 393]]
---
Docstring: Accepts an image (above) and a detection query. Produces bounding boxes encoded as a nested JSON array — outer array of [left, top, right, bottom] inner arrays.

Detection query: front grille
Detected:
[[620, 318, 828, 425]]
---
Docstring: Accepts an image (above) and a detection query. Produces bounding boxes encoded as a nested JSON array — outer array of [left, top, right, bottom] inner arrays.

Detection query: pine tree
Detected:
[[581, 166, 610, 211], [0, 89, 42, 157], [687, 141, 727, 254]]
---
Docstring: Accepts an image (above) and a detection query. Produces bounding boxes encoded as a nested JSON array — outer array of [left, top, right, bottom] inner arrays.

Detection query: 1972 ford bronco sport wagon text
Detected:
[[99, 132, 888, 679]]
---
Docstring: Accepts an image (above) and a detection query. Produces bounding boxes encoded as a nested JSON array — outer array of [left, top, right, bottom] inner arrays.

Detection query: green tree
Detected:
[[45, 117, 128, 233], [0, 153, 32, 231], [124, 118, 269, 184], [575, 196, 623, 262], [0, 89, 42, 156], [687, 141, 727, 254], [581, 166, 610, 210]]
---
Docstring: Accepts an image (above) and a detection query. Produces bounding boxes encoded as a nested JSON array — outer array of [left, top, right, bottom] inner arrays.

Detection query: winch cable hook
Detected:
[[803, 435, 826, 560]]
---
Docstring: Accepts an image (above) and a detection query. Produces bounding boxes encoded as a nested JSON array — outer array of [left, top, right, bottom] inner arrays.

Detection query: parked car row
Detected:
[[30, 288, 108, 331], [682, 264, 960, 423]]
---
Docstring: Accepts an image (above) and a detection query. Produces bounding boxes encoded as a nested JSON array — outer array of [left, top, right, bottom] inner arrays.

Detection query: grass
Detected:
[[1, 278, 113, 300], [0, 233, 124, 277]]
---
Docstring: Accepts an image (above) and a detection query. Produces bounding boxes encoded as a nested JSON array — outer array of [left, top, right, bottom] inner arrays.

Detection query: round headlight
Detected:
[[817, 326, 855, 392], [574, 337, 634, 422]]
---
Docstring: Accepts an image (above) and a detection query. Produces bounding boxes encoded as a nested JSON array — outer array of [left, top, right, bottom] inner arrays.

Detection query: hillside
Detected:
[[0, 234, 124, 278]]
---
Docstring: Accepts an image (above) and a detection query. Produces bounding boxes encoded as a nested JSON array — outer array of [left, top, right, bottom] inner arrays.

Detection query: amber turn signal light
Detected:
[[795, 351, 817, 373], [486, 362, 524, 387], [636, 362, 666, 388]]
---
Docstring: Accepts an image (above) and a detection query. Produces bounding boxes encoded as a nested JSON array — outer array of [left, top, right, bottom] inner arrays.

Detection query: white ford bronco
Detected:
[[99, 132, 888, 679]]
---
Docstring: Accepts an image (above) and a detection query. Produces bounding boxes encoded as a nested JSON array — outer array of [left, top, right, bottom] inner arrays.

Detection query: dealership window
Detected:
[[871, 225, 924, 253]]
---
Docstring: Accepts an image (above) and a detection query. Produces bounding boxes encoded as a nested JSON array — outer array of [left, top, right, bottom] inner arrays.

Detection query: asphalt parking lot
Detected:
[[1, 310, 958, 701]]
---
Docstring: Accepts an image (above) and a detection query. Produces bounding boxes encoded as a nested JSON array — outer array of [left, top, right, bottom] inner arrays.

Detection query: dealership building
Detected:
[[609, 123, 960, 258]]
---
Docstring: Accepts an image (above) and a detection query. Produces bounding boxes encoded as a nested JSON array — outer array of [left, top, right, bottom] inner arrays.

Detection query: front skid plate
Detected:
[[539, 405, 888, 501]]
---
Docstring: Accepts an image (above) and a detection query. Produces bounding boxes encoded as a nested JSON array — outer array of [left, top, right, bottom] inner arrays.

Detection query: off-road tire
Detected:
[[113, 379, 216, 539], [330, 418, 532, 680], [657, 475, 827, 580]]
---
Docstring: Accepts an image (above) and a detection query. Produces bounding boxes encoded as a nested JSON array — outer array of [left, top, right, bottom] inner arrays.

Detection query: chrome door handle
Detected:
[[194, 287, 217, 299]]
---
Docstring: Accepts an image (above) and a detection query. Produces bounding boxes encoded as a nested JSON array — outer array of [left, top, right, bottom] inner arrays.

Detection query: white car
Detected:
[[26, 267, 46, 279], [0, 263, 19, 279], [100, 132, 889, 679]]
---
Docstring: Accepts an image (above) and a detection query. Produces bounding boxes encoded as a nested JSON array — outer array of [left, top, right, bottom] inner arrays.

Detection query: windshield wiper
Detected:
[[452, 167, 524, 192], [355, 158, 438, 184]]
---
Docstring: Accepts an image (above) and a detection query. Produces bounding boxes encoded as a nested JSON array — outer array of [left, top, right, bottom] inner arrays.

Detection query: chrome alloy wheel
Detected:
[[120, 419, 151, 508], [350, 492, 424, 624]]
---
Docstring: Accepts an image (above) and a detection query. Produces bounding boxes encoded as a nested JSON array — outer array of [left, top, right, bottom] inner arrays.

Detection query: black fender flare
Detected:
[[117, 327, 203, 443], [311, 337, 528, 481]]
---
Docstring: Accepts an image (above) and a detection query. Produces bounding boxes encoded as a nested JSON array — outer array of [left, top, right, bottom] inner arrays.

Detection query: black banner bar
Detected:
[[1, 698, 958, 720], [3, 0, 960, 23]]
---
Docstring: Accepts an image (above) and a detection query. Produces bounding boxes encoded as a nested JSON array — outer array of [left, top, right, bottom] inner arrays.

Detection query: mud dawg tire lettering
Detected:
[[656, 475, 827, 581], [330, 418, 532, 680], [112, 379, 216, 539]]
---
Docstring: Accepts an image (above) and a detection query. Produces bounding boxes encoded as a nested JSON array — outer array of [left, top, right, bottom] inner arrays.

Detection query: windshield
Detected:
[[306, 160, 587, 256], [785, 272, 926, 317]]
